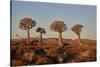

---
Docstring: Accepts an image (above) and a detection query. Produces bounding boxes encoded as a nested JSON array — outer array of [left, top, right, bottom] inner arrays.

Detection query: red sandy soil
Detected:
[[11, 38, 96, 66]]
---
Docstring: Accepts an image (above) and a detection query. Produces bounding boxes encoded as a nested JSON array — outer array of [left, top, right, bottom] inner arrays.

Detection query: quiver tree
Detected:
[[36, 27, 46, 43], [71, 24, 83, 46], [16, 34, 19, 37], [16, 34, 19, 39], [19, 17, 36, 44], [50, 20, 67, 47]]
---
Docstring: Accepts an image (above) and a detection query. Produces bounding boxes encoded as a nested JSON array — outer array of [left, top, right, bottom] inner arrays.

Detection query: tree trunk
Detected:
[[77, 35, 82, 46], [27, 30, 30, 44], [40, 33, 42, 43], [58, 32, 63, 47]]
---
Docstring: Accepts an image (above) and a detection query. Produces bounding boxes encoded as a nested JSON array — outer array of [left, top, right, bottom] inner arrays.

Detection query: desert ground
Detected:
[[11, 38, 96, 66]]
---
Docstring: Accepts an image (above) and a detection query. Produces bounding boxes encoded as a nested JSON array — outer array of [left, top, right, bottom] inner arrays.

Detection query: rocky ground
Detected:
[[11, 38, 96, 66]]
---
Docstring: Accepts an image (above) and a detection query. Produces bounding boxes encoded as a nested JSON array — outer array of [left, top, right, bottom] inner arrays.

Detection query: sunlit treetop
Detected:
[[71, 24, 83, 35], [19, 17, 36, 30], [50, 20, 67, 32]]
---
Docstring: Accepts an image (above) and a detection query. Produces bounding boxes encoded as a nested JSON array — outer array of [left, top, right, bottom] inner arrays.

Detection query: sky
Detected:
[[11, 1, 96, 40]]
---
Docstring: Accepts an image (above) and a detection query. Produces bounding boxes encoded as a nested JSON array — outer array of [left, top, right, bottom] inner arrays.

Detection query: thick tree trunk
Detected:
[[40, 33, 42, 43], [58, 32, 63, 47], [77, 35, 82, 46], [27, 30, 30, 44]]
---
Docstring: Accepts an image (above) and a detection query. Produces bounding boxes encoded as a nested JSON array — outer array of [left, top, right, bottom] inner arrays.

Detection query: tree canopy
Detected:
[[50, 20, 67, 33]]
